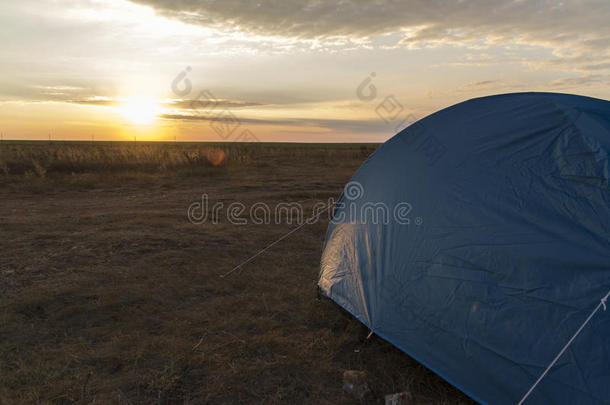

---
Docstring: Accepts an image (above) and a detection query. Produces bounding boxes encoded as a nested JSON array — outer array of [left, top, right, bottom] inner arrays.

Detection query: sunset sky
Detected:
[[1, 0, 609, 142]]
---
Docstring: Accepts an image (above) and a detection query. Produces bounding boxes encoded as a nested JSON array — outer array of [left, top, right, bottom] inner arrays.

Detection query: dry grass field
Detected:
[[0, 142, 475, 404]]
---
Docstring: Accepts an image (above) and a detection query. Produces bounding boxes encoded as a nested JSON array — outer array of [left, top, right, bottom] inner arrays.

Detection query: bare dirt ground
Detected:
[[0, 143, 475, 404]]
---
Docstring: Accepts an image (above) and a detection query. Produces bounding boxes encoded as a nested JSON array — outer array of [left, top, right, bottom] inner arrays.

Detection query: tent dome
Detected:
[[319, 92, 610, 404]]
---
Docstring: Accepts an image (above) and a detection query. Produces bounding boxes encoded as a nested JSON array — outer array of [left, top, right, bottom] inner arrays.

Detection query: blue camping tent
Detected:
[[319, 92, 610, 404]]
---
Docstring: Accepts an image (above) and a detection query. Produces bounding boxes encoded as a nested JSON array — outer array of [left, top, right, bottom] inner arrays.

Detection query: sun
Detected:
[[119, 98, 160, 125]]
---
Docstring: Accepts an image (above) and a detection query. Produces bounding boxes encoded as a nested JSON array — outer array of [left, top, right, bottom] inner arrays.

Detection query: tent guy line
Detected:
[[219, 199, 336, 278], [517, 289, 610, 405]]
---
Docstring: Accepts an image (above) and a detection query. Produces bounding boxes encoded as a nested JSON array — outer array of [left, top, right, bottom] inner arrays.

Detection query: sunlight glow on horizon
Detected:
[[118, 98, 162, 126]]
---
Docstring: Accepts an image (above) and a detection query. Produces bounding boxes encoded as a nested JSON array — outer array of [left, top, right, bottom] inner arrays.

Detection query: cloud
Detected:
[[164, 99, 263, 110], [124, 0, 610, 76], [550, 74, 610, 88], [463, 80, 498, 88], [160, 113, 296, 125], [129, 0, 610, 54], [581, 63, 610, 72], [526, 54, 610, 73], [159, 113, 389, 133], [451, 79, 527, 95], [6, 83, 120, 106], [68, 98, 118, 106], [2, 85, 264, 110]]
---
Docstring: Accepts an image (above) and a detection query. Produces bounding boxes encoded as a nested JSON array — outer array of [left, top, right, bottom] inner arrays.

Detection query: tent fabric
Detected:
[[318, 92, 610, 405]]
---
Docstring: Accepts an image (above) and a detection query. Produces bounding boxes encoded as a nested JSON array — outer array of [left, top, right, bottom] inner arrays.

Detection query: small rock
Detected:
[[384, 391, 414, 405], [343, 370, 370, 401]]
